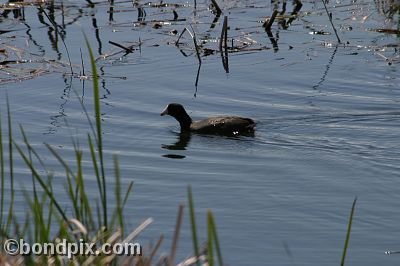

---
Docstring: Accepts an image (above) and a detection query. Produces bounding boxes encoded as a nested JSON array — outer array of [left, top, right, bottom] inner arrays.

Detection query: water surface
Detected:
[[1, 0, 400, 265]]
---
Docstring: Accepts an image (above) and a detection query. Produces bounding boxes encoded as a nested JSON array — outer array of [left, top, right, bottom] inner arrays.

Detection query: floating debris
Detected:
[[309, 30, 331, 35], [371, 28, 400, 34]]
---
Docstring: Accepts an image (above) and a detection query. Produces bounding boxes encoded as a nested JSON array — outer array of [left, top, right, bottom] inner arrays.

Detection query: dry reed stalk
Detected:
[[169, 204, 184, 265], [148, 235, 164, 265]]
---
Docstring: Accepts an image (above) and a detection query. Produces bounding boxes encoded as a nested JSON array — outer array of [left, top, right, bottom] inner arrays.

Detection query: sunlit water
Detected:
[[1, 0, 400, 265]]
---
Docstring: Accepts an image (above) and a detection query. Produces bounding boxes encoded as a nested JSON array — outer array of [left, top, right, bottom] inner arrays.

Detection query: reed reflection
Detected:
[[1, 0, 23, 19]]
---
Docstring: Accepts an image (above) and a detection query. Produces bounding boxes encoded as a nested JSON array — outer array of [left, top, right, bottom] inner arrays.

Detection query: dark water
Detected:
[[1, 0, 400, 265]]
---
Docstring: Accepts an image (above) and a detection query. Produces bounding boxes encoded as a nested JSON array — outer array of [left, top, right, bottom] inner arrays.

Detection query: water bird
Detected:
[[160, 103, 256, 135]]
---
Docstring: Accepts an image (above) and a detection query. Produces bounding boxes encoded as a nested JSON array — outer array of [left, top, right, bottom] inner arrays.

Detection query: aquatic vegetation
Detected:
[[1, 0, 400, 87]]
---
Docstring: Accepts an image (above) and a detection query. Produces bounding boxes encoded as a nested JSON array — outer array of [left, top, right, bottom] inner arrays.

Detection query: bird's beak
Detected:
[[160, 106, 168, 116]]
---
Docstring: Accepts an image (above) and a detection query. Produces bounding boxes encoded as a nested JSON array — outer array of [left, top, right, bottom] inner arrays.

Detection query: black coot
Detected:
[[160, 103, 256, 135]]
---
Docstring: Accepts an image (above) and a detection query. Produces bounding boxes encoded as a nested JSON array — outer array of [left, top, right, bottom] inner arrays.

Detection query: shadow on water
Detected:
[[162, 132, 191, 151], [161, 130, 256, 159], [162, 132, 191, 159]]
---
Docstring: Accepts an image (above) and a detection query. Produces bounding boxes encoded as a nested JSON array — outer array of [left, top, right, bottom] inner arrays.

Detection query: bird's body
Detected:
[[161, 103, 255, 136], [190, 116, 255, 134]]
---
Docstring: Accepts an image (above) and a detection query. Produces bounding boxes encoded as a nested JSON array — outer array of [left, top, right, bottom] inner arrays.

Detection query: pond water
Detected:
[[1, 0, 400, 265]]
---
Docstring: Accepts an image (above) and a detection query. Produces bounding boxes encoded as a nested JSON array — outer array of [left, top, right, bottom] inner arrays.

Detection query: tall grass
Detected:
[[84, 35, 108, 230], [0, 96, 16, 238], [0, 40, 135, 264]]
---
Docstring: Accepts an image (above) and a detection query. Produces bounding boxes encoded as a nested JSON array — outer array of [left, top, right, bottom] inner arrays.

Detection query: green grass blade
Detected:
[[19, 126, 39, 206], [122, 181, 134, 210], [341, 197, 357, 266], [72, 88, 97, 145], [207, 210, 214, 266], [113, 155, 124, 234], [187, 185, 201, 266], [22, 184, 46, 242], [87, 134, 101, 193], [84, 34, 107, 229], [209, 211, 223, 266], [65, 171, 79, 218], [45, 143, 76, 179], [6, 96, 14, 231], [45, 176, 54, 242], [75, 148, 93, 227], [87, 134, 105, 227], [19, 126, 48, 171], [14, 142, 71, 229]]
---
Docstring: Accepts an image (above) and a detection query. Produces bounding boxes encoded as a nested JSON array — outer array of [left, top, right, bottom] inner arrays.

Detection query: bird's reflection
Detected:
[[161, 132, 191, 159]]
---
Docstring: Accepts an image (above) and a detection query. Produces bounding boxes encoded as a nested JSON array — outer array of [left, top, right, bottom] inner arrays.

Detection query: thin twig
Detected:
[[176, 26, 202, 64], [189, 25, 202, 64], [263, 10, 278, 31], [194, 63, 201, 96], [108, 40, 133, 53], [175, 27, 202, 89], [175, 28, 188, 46], [321, 0, 341, 43], [210, 0, 222, 15], [80, 48, 85, 76]]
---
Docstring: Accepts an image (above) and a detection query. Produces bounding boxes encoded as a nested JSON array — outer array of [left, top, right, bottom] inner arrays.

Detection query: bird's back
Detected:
[[190, 116, 256, 135]]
